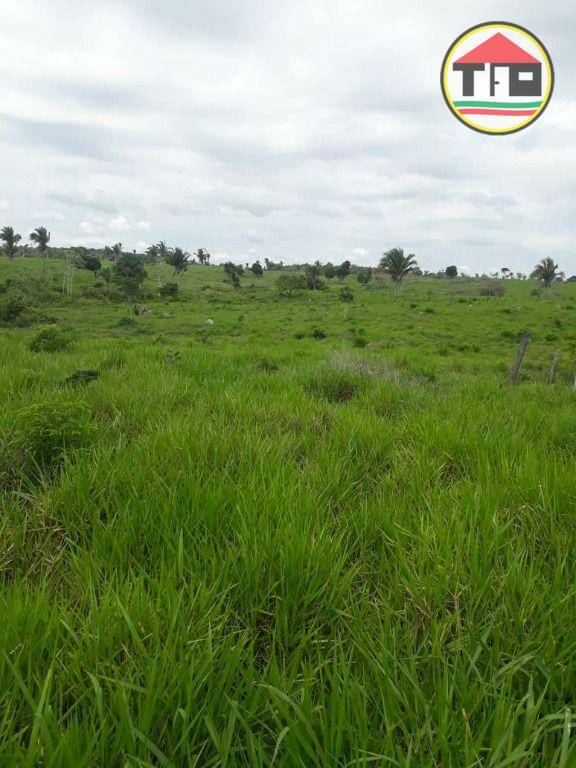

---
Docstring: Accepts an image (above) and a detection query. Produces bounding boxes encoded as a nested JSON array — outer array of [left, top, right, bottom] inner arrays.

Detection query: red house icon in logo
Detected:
[[453, 32, 542, 98]]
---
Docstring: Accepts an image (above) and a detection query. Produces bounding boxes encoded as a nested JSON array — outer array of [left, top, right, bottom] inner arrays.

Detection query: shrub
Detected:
[[252, 356, 279, 372], [0, 294, 27, 323], [305, 368, 364, 403], [61, 370, 99, 387], [276, 273, 307, 297], [28, 326, 73, 353], [117, 315, 136, 327], [311, 328, 326, 340], [339, 288, 354, 303], [352, 336, 368, 348], [159, 282, 179, 297], [9, 400, 92, 481], [480, 283, 505, 297]]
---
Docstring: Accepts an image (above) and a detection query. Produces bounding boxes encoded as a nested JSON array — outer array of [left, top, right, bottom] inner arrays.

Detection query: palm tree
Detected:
[[531, 257, 559, 288], [30, 226, 51, 278], [379, 247, 418, 294], [146, 244, 160, 261], [104, 243, 123, 263], [195, 248, 210, 265], [165, 247, 190, 280], [0, 226, 22, 260]]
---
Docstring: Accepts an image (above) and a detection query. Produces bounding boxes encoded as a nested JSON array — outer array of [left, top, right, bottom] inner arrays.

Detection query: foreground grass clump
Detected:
[[28, 325, 73, 353], [1, 258, 576, 766], [4, 399, 92, 485]]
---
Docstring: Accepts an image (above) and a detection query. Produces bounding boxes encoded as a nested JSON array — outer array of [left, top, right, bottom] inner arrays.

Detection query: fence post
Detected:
[[547, 348, 561, 384], [509, 331, 531, 384]]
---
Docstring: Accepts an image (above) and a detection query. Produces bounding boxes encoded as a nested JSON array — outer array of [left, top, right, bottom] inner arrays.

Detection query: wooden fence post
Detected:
[[509, 330, 531, 384], [547, 348, 561, 384]]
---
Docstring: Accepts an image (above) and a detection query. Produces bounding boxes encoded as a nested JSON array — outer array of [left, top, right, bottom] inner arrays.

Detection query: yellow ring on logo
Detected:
[[441, 22, 554, 135]]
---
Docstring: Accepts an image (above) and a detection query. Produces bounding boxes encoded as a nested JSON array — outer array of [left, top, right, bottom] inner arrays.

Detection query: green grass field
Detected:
[[1, 257, 576, 766]]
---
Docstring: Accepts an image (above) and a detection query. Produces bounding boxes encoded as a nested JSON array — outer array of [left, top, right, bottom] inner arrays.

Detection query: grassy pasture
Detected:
[[1, 257, 576, 766]]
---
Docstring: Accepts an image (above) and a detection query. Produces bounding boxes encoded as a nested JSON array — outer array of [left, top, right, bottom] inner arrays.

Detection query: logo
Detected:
[[441, 22, 554, 135]]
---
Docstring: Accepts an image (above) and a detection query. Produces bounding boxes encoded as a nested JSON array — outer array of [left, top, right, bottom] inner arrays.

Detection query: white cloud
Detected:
[[109, 216, 131, 231]]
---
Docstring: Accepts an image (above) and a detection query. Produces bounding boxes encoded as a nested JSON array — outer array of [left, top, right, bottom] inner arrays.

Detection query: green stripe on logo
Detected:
[[453, 100, 542, 108]]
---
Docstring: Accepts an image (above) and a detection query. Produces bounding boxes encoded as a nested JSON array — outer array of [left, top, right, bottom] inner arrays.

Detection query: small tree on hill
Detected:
[[445, 265, 458, 278], [304, 264, 326, 290], [1, 226, 22, 260], [276, 273, 307, 297], [324, 263, 336, 279], [339, 287, 354, 303], [251, 261, 263, 276], [113, 254, 147, 303], [223, 262, 243, 289], [75, 253, 102, 275], [195, 248, 210, 265], [165, 247, 190, 281], [530, 257, 559, 288], [357, 268, 372, 287], [335, 260, 351, 279], [104, 242, 123, 263], [30, 226, 51, 279], [379, 247, 417, 295]]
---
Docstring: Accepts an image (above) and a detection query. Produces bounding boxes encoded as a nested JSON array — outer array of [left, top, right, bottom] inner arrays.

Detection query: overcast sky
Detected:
[[0, 0, 574, 273]]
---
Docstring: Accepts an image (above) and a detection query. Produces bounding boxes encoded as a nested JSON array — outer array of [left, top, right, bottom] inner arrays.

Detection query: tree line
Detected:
[[0, 227, 569, 294]]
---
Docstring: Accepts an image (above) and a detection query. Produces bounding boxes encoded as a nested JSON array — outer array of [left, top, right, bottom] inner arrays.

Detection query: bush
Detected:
[[159, 282, 179, 297], [339, 288, 354, 303], [352, 336, 368, 348], [0, 294, 27, 323], [311, 328, 326, 340], [480, 282, 505, 297], [276, 273, 307, 297], [61, 370, 99, 387], [117, 315, 136, 327], [305, 368, 364, 403], [8, 400, 92, 481], [28, 326, 73, 353]]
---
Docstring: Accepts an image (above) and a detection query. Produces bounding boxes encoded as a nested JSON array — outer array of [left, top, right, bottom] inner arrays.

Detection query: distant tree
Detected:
[[445, 265, 458, 278], [530, 257, 559, 288], [30, 226, 50, 252], [145, 244, 160, 262], [339, 287, 354, 303], [155, 241, 170, 261], [501, 267, 511, 279], [165, 247, 190, 280], [356, 268, 372, 287], [567, 275, 576, 283], [324, 263, 336, 279], [304, 264, 326, 290], [264, 258, 282, 271], [104, 242, 123, 263], [0, 226, 22, 260], [275, 273, 307, 297], [379, 247, 417, 294], [223, 262, 242, 289], [195, 248, 210, 265], [112, 254, 147, 302], [99, 267, 111, 288], [251, 261, 264, 276], [75, 253, 101, 275], [335, 260, 351, 279], [30, 226, 51, 279]]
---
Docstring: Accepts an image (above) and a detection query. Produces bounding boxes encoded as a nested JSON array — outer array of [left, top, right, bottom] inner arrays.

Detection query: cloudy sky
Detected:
[[0, 0, 574, 273]]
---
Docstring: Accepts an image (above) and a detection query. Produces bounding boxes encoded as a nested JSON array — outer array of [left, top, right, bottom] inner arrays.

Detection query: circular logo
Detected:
[[441, 22, 554, 135]]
